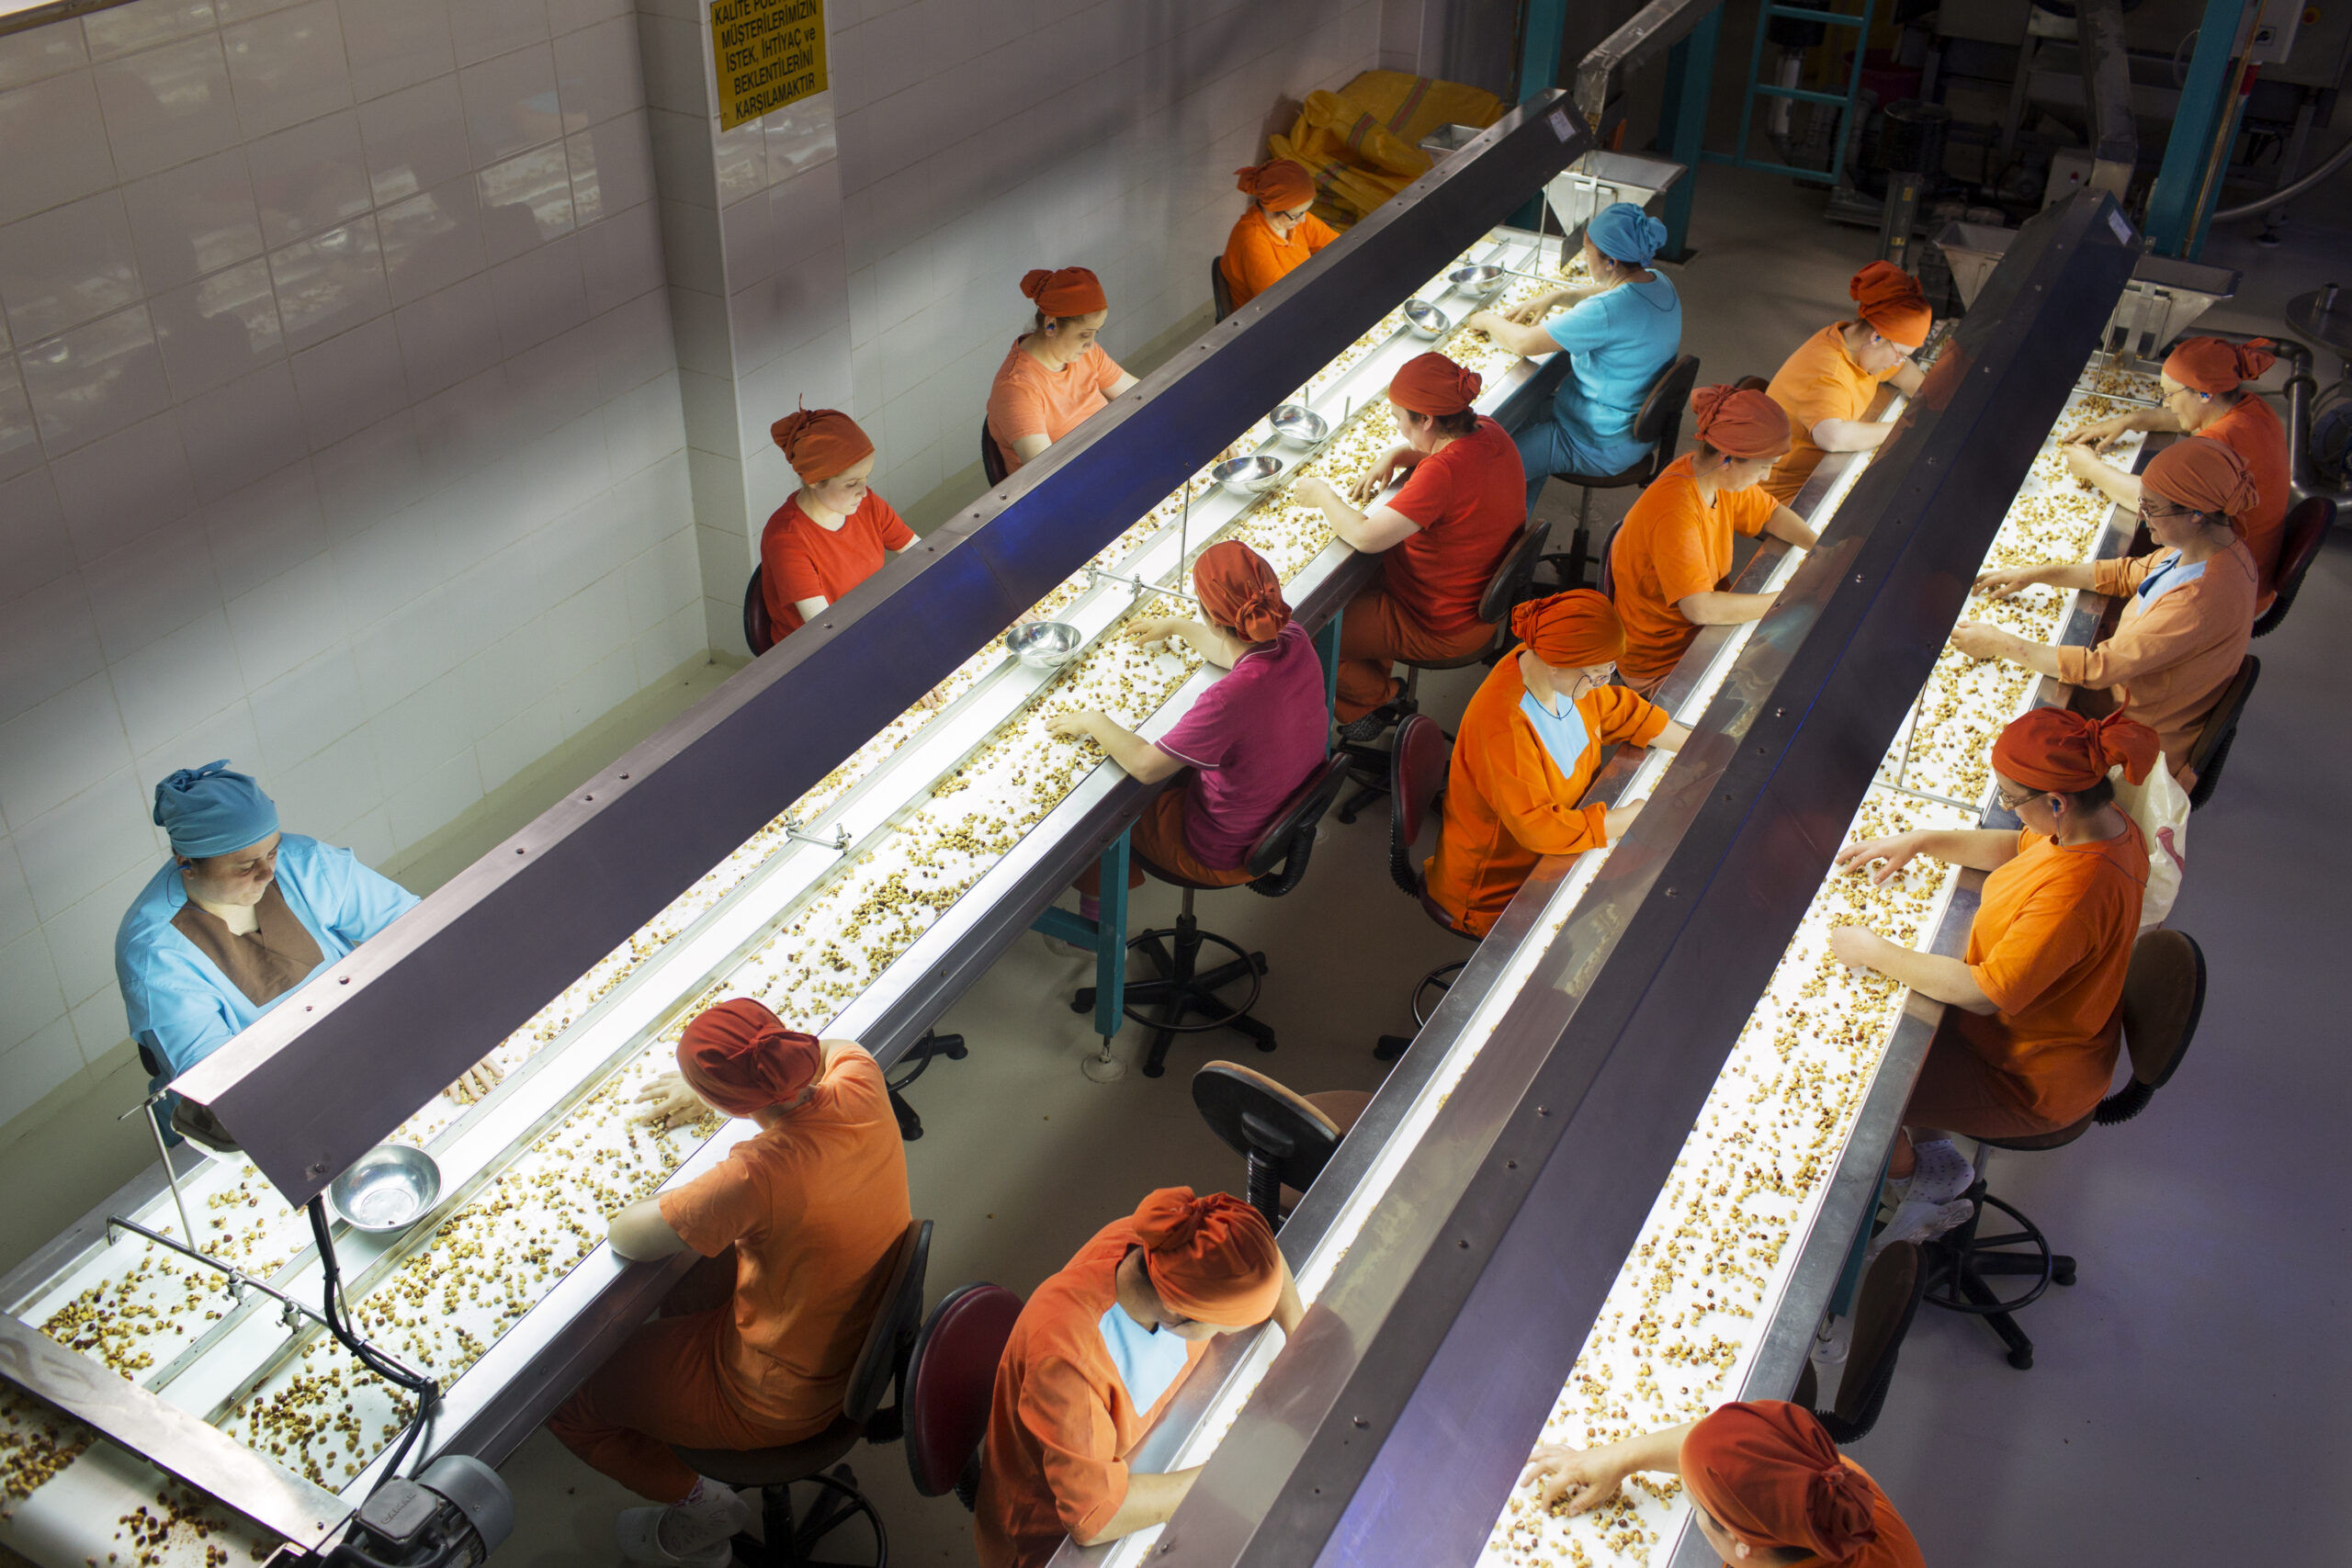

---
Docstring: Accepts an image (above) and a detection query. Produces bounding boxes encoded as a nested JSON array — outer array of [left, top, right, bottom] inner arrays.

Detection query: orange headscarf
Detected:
[[770, 406, 875, 483], [2143, 437, 2259, 521], [1193, 540, 1290, 642], [1691, 385, 1792, 459], [1511, 589, 1623, 667], [2163, 335, 2276, 395], [1235, 159, 1314, 209], [1131, 1188, 1282, 1328], [1681, 1402, 1878, 1560], [1389, 353, 1483, 417], [677, 998, 823, 1117], [1848, 261, 1931, 349], [1022, 266, 1107, 318], [1992, 707, 2158, 795]]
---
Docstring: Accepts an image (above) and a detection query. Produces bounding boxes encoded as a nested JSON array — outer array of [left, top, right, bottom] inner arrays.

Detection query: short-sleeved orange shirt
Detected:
[[1220, 206, 1339, 310], [2197, 394, 2291, 609], [1761, 321, 1897, 503], [657, 1046, 912, 1440], [986, 340, 1128, 471], [1381, 416, 1527, 636], [760, 491, 916, 636], [1950, 821, 2148, 1126], [1609, 454, 1779, 689]]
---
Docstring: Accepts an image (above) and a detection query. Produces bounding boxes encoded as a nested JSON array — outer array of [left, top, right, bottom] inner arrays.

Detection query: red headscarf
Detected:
[[1021, 266, 1107, 318], [1389, 353, 1482, 417], [2163, 336, 2276, 395], [1681, 1402, 1878, 1560], [1193, 540, 1290, 642], [770, 406, 875, 483], [1131, 1188, 1282, 1328], [1691, 385, 1792, 459], [1992, 707, 2159, 795], [1235, 159, 1314, 209], [2143, 437, 2259, 522], [1849, 261, 1931, 349], [677, 998, 822, 1117], [1511, 589, 1623, 667]]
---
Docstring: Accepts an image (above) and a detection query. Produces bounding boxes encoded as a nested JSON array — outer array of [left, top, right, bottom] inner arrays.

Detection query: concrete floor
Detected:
[[14, 157, 2351, 1565]]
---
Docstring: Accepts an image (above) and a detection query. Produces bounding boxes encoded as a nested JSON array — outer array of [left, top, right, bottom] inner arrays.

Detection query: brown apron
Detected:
[[170, 883, 324, 1009]]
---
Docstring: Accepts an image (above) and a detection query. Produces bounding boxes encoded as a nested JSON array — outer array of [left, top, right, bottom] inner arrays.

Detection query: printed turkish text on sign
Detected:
[[712, 0, 828, 130]]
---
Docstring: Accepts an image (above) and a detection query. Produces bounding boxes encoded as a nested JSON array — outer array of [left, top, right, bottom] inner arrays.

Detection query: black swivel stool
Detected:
[[1364, 715, 1477, 1061], [1924, 929, 2206, 1369], [1073, 753, 1352, 1077], [1791, 1241, 1928, 1442], [2253, 496, 2336, 637], [673, 1219, 931, 1566], [980, 422, 1010, 485], [1537, 353, 1700, 592], [2184, 656, 2260, 809], [1192, 1061, 1371, 1229], [904, 1281, 1024, 1511], [745, 566, 776, 657], [1211, 257, 1234, 322]]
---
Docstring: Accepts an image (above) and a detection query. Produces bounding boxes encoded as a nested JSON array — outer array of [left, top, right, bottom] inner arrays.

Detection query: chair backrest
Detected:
[[904, 1281, 1023, 1502], [1815, 1240, 1926, 1443], [1629, 353, 1702, 453], [842, 1219, 931, 1432], [1476, 519, 1554, 627], [743, 565, 775, 656], [2185, 653, 2259, 787], [2120, 928, 2205, 1092], [980, 419, 1009, 485], [1387, 715, 1452, 897], [2252, 495, 2335, 637], [1191, 1060, 1347, 1219], [1598, 518, 1626, 601], [1245, 751, 1351, 886], [1211, 255, 1234, 322], [1732, 375, 1770, 393]]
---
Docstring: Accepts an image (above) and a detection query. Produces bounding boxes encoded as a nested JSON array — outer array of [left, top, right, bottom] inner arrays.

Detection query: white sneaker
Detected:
[[1869, 1197, 1972, 1260], [1906, 1138, 1975, 1204], [616, 1480, 752, 1565], [1042, 933, 1091, 959]]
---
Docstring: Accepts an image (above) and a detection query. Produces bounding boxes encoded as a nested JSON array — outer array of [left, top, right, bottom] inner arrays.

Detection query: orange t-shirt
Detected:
[[656, 1046, 912, 1441], [1949, 822, 2147, 1127], [975, 1219, 1210, 1568], [760, 491, 915, 637], [1424, 658, 1670, 936], [1761, 322, 1897, 504], [1379, 416, 1527, 636], [986, 340, 1129, 471], [2197, 394, 2291, 610], [1220, 206, 1339, 310], [1610, 454, 1779, 689]]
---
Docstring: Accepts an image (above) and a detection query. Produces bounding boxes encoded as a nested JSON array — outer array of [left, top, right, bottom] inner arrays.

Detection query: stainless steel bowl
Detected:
[[1212, 454, 1284, 496], [1447, 263, 1506, 298], [1268, 404, 1328, 446], [1005, 621, 1082, 670], [1404, 299, 1450, 339], [327, 1144, 442, 1234]]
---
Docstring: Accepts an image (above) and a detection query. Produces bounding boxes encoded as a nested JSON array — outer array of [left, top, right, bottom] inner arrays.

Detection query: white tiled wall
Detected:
[[0, 0, 698, 1121]]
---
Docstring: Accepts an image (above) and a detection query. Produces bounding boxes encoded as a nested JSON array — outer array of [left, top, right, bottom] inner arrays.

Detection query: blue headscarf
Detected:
[[153, 761, 280, 860], [1587, 202, 1668, 267]]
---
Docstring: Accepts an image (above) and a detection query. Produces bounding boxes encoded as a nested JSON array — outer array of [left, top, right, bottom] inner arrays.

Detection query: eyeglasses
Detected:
[[2138, 495, 2197, 525], [1995, 784, 2044, 812]]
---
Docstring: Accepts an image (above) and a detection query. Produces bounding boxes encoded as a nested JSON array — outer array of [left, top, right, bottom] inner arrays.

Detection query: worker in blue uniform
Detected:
[[116, 761, 500, 1100], [1461, 201, 1684, 509]]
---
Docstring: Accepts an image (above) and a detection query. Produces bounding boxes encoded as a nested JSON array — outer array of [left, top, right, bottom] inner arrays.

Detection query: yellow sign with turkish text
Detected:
[[711, 0, 827, 130]]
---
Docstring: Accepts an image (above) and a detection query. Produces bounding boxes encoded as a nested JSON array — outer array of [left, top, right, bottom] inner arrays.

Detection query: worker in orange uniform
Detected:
[[1047, 541, 1330, 918], [1759, 261, 1931, 504], [975, 1188, 1304, 1567], [1830, 707, 2154, 1249], [2063, 335, 2293, 612], [548, 998, 911, 1567], [987, 266, 1142, 472], [1290, 352, 1526, 736], [1609, 386, 1820, 695], [1526, 1401, 1924, 1567], [1220, 158, 1337, 310], [1954, 438, 2257, 787], [759, 407, 919, 639], [1423, 591, 1689, 936]]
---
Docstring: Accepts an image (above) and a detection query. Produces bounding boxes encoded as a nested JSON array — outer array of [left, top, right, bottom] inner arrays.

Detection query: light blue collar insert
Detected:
[[1098, 1303, 1190, 1415]]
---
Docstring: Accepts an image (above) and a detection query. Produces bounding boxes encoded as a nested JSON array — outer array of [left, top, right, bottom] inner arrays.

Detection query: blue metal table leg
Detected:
[[1509, 0, 1573, 228], [2146, 0, 2249, 256], [1091, 829, 1130, 1041], [1828, 1150, 1892, 1320], [1314, 609, 1343, 725], [1658, 8, 1721, 262]]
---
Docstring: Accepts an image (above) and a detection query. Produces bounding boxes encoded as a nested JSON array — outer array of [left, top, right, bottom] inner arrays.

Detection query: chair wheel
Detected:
[[2052, 1259, 2076, 1287], [1373, 1033, 1412, 1061], [2007, 1348, 2034, 1371], [1070, 989, 1093, 1013], [1337, 804, 1361, 825], [1254, 1033, 1277, 1053]]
